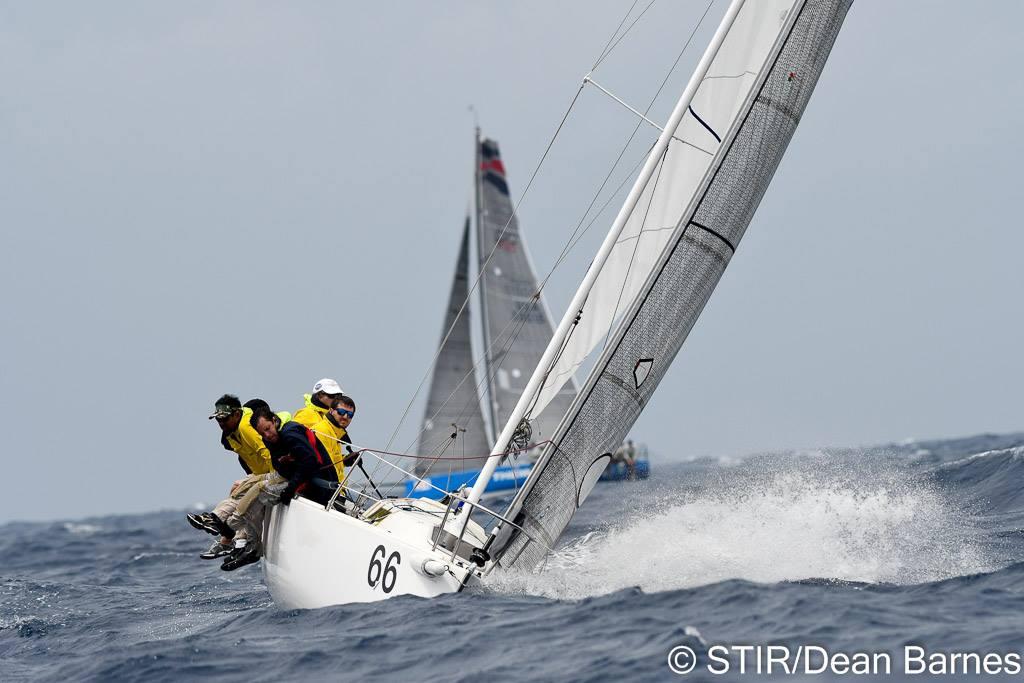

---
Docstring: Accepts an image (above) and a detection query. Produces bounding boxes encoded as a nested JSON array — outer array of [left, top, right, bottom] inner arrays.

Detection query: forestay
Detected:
[[476, 137, 577, 446], [414, 220, 491, 475], [491, 0, 854, 570]]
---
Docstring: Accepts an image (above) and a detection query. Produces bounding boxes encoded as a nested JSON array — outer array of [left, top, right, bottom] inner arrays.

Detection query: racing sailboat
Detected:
[[262, 0, 854, 607], [406, 133, 577, 499]]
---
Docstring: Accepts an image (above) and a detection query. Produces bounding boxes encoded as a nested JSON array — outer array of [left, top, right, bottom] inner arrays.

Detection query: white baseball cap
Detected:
[[312, 378, 344, 396]]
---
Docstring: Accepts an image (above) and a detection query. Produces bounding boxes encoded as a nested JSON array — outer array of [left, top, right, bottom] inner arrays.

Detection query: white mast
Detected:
[[464, 0, 748, 509]]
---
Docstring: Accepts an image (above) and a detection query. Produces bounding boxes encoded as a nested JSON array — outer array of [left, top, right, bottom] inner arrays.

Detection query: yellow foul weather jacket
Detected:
[[294, 394, 348, 481], [224, 407, 272, 475]]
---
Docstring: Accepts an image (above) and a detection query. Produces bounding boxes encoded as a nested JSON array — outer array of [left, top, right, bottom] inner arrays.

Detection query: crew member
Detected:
[[186, 395, 284, 560], [611, 438, 638, 479], [293, 378, 344, 431], [307, 394, 359, 482], [221, 407, 340, 571]]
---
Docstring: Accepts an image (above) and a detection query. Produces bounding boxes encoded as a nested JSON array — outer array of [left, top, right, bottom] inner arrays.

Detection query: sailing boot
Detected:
[[200, 539, 233, 560], [186, 512, 220, 536], [221, 540, 261, 571]]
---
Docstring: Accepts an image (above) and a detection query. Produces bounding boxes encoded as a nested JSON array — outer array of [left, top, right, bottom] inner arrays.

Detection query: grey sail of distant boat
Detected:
[[483, 0, 854, 571], [415, 136, 575, 478], [414, 219, 491, 476], [475, 135, 577, 447]]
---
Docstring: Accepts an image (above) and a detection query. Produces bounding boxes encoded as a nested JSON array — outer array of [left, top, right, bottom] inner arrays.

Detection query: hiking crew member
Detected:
[[293, 378, 357, 482], [293, 378, 344, 432], [328, 395, 359, 479], [186, 395, 287, 560], [221, 407, 340, 571], [301, 393, 358, 483]]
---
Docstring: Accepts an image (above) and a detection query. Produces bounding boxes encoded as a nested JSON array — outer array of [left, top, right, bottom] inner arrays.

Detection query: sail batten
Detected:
[[491, 0, 854, 570]]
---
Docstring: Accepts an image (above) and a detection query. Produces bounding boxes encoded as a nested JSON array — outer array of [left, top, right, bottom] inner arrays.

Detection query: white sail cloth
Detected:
[[529, 0, 798, 421]]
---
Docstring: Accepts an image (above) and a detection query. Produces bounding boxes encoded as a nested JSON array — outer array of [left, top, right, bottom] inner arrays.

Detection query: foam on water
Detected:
[[489, 461, 996, 600]]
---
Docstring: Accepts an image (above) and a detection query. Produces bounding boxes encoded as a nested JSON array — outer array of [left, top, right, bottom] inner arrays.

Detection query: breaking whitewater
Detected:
[[4, 432, 1023, 682]]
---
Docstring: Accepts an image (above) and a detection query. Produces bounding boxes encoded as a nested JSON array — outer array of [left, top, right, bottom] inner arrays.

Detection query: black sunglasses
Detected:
[[334, 407, 355, 418]]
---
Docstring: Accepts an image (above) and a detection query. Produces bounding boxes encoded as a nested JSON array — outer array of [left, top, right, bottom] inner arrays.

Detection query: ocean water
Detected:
[[3, 432, 1024, 682]]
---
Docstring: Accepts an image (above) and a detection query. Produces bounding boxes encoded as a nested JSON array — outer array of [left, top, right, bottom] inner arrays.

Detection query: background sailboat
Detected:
[[407, 133, 578, 498]]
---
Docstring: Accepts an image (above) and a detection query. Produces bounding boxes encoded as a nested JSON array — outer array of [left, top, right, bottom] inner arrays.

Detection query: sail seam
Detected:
[[756, 93, 802, 126], [687, 106, 722, 143], [688, 220, 736, 253]]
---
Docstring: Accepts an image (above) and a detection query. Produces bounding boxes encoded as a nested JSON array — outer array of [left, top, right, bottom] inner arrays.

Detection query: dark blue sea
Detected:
[[3, 433, 1024, 682]]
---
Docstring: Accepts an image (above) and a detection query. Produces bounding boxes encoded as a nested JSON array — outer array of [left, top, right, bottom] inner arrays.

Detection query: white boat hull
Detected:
[[262, 496, 482, 609]]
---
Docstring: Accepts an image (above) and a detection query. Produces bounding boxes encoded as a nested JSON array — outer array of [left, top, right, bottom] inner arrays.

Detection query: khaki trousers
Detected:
[[211, 473, 264, 520], [227, 472, 289, 545]]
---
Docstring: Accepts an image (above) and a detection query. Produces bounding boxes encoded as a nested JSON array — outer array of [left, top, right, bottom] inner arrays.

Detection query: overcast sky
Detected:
[[2, 1, 1021, 523]]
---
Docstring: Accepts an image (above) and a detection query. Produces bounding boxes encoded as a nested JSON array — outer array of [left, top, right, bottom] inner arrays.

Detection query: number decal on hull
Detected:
[[367, 545, 402, 594]]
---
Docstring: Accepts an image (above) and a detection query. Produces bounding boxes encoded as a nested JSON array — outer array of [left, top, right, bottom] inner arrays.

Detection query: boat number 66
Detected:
[[367, 545, 401, 593]]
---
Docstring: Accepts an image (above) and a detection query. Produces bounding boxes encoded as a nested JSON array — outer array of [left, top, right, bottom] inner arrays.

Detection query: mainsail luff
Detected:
[[414, 219, 491, 476], [491, 0, 853, 570]]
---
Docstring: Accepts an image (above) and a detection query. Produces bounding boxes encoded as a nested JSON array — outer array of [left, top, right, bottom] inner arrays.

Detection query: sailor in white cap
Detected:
[[292, 378, 345, 431]]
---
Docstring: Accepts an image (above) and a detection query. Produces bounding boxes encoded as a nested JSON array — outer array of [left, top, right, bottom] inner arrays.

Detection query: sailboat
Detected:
[[405, 133, 578, 499], [262, 0, 854, 608]]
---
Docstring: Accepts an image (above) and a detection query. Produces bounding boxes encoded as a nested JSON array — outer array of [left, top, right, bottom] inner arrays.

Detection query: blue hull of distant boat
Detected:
[[404, 463, 533, 499], [406, 458, 650, 497], [599, 459, 650, 481]]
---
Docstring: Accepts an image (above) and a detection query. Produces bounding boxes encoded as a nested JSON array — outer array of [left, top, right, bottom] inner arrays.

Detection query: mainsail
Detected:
[[475, 136, 578, 447], [414, 220, 491, 476], [487, 0, 853, 570]]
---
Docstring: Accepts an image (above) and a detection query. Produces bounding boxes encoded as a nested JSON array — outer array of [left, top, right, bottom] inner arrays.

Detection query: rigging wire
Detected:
[[592, 0, 660, 71], [591, 0, 643, 69]]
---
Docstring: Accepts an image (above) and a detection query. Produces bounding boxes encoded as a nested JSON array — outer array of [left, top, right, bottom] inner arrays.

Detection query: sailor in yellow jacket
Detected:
[[292, 378, 344, 430], [292, 378, 353, 483], [187, 395, 290, 560], [223, 406, 272, 475], [323, 395, 356, 481]]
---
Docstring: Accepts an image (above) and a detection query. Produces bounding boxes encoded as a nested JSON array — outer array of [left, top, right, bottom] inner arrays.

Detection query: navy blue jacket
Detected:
[[267, 421, 339, 504]]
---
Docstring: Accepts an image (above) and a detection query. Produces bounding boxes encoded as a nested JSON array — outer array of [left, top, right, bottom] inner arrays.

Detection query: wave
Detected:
[[489, 459, 996, 600], [930, 446, 1024, 513]]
